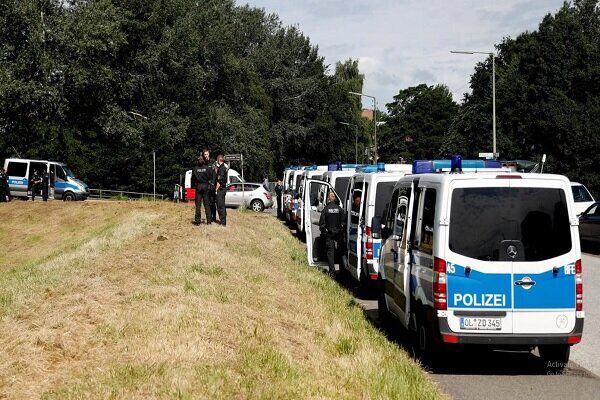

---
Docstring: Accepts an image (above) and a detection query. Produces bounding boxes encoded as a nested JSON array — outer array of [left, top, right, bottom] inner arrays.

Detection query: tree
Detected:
[[379, 84, 459, 162]]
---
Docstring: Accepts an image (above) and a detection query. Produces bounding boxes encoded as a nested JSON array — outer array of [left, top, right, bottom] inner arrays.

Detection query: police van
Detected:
[[295, 166, 328, 235], [342, 163, 412, 287], [284, 168, 306, 223], [3, 158, 89, 200], [377, 158, 583, 369], [321, 163, 360, 207]]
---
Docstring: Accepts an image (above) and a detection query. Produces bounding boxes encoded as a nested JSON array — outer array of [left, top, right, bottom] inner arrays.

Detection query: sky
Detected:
[[243, 0, 565, 109]]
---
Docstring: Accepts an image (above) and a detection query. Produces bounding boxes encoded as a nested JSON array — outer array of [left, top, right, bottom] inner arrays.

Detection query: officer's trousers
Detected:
[[325, 234, 340, 274], [216, 189, 227, 225], [195, 184, 212, 224]]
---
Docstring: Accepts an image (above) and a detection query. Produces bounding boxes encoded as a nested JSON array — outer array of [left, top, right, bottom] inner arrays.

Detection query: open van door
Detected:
[[304, 180, 341, 267]]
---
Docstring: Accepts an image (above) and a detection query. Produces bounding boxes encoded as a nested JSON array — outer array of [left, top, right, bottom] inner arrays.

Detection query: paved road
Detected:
[[280, 217, 600, 399]]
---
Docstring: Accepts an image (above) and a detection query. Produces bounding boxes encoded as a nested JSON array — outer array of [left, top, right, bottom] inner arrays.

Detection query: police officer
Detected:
[[30, 170, 42, 201], [319, 191, 344, 278], [191, 156, 215, 225], [0, 168, 8, 202], [214, 154, 228, 226], [42, 170, 50, 201], [274, 179, 283, 218], [202, 148, 217, 222]]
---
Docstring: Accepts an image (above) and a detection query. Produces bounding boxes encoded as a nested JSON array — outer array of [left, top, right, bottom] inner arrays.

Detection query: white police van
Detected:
[[295, 166, 327, 235], [342, 163, 412, 288], [321, 163, 360, 207], [284, 168, 306, 224], [378, 158, 584, 369], [3, 158, 89, 201]]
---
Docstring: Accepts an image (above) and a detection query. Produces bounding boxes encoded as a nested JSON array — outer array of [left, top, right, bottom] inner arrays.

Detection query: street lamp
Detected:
[[349, 91, 378, 163], [451, 50, 497, 158], [128, 111, 156, 201], [338, 122, 359, 163]]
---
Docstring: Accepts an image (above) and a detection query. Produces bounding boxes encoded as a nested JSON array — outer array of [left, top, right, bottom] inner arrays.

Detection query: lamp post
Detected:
[[451, 50, 497, 158], [349, 91, 378, 163], [338, 122, 359, 163], [127, 111, 156, 201]]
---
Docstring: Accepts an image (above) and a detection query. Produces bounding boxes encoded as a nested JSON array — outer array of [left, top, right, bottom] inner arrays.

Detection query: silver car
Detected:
[[224, 183, 273, 212]]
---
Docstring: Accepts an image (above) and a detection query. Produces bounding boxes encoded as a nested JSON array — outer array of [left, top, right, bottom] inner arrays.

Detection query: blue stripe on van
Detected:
[[447, 263, 512, 309], [513, 265, 575, 309]]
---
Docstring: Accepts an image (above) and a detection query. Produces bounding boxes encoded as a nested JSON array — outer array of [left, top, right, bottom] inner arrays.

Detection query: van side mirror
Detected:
[[371, 216, 382, 239]]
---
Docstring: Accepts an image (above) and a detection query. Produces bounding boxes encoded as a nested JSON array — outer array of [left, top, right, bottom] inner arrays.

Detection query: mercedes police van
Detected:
[[3, 158, 90, 200], [377, 158, 583, 369], [294, 166, 327, 235], [342, 163, 412, 288]]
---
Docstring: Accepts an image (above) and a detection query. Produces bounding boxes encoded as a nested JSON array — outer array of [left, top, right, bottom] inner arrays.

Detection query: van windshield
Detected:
[[571, 185, 593, 202], [62, 166, 75, 178], [449, 187, 572, 262]]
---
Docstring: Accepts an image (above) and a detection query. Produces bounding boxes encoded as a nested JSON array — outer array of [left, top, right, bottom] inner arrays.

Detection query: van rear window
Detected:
[[375, 182, 396, 219], [449, 187, 572, 262], [6, 162, 27, 177], [334, 177, 350, 202]]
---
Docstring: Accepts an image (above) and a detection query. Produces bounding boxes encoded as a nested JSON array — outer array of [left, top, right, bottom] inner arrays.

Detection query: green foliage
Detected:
[[0, 0, 366, 194], [446, 0, 600, 194], [379, 84, 459, 162]]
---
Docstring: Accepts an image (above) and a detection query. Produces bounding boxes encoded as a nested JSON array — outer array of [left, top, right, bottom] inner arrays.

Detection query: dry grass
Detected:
[[0, 201, 443, 399]]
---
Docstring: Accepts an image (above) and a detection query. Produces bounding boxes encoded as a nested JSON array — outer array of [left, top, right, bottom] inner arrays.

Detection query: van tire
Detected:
[[63, 192, 76, 201], [414, 309, 441, 367], [539, 345, 570, 373], [250, 199, 264, 212]]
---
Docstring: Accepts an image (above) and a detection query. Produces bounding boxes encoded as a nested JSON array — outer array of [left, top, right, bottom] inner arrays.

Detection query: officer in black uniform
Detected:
[[214, 154, 228, 226], [319, 191, 344, 278], [202, 148, 217, 222], [42, 170, 50, 201], [191, 156, 215, 225], [0, 168, 8, 202], [30, 170, 42, 201], [275, 179, 283, 218]]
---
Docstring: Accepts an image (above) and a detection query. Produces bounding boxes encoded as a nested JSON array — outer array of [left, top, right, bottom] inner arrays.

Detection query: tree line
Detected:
[[1, 0, 599, 196], [0, 0, 370, 194], [380, 0, 600, 195]]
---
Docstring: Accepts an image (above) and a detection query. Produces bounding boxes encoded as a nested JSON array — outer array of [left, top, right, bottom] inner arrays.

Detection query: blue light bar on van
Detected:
[[328, 162, 343, 171], [412, 159, 502, 174], [304, 165, 318, 171], [356, 163, 386, 173]]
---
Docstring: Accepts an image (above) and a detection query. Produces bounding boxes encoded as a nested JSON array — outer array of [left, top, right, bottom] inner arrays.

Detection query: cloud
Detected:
[[243, 0, 565, 106]]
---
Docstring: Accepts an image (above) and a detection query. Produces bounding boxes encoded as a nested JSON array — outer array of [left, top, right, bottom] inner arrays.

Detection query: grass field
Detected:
[[0, 201, 443, 399]]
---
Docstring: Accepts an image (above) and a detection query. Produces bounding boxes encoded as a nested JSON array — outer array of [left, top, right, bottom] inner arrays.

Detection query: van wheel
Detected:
[[250, 199, 264, 212], [414, 311, 441, 367], [63, 192, 76, 201], [377, 278, 392, 329], [539, 345, 570, 373]]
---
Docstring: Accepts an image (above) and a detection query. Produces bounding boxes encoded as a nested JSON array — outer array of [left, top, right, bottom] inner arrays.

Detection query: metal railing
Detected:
[[89, 189, 165, 201]]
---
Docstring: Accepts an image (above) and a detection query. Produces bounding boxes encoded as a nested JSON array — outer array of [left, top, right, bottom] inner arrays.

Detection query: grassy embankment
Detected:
[[0, 201, 442, 399]]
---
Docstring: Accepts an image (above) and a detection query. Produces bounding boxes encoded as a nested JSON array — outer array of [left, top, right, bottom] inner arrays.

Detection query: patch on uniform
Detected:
[[328, 208, 340, 213]]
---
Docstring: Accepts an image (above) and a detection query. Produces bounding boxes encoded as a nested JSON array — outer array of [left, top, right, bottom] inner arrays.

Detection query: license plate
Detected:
[[460, 317, 502, 330]]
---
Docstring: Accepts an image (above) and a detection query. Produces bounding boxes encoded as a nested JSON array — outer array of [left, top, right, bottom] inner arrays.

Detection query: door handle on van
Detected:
[[514, 278, 536, 287]]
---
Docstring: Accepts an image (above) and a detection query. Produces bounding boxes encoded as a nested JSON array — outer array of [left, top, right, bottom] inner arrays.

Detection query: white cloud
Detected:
[[243, 0, 564, 107]]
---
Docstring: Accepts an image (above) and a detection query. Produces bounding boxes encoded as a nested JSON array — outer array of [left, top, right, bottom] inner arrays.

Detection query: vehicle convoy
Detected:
[[342, 163, 412, 287], [571, 182, 595, 216], [578, 201, 600, 245], [3, 158, 89, 201], [184, 167, 272, 212], [377, 158, 584, 370]]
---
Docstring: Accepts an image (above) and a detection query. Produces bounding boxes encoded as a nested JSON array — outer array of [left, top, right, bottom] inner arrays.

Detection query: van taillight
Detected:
[[365, 238, 373, 260], [433, 257, 447, 310], [576, 259, 583, 312]]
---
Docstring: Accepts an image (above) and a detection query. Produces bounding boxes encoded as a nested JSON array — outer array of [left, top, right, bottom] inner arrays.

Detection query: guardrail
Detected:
[[89, 189, 165, 201]]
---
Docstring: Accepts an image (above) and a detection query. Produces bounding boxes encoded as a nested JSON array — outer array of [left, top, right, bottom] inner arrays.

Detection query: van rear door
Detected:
[[445, 179, 514, 334], [304, 180, 341, 267], [509, 179, 577, 335]]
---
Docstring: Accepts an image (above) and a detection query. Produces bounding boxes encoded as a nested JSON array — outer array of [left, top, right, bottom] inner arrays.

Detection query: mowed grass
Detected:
[[0, 201, 443, 399]]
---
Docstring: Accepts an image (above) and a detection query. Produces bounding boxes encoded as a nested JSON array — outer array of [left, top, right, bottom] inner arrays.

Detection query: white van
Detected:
[[570, 182, 595, 216], [3, 158, 89, 200], [295, 167, 328, 234], [342, 164, 412, 287], [378, 159, 583, 370], [283, 169, 305, 223]]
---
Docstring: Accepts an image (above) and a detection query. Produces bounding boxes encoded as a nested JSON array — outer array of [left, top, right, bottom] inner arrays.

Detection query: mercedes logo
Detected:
[[506, 245, 518, 259]]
